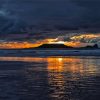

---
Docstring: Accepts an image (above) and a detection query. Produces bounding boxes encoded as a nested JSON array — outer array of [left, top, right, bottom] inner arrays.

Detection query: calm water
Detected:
[[0, 56, 100, 100]]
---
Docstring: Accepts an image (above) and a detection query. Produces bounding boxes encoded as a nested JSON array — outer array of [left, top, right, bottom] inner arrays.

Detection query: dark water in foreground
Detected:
[[0, 56, 100, 100]]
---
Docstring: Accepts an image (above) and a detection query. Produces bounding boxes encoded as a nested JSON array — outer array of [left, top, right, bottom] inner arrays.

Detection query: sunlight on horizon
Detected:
[[0, 33, 99, 49]]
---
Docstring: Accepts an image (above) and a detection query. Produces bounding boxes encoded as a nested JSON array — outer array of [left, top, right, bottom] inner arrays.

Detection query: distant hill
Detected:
[[33, 43, 99, 50], [80, 44, 99, 49], [34, 44, 73, 49]]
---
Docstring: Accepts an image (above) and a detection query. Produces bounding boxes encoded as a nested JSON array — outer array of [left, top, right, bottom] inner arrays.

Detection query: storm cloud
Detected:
[[0, 0, 100, 34]]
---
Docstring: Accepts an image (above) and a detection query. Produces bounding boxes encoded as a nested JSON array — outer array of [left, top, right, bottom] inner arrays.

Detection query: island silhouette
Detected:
[[33, 43, 99, 49], [34, 44, 73, 49]]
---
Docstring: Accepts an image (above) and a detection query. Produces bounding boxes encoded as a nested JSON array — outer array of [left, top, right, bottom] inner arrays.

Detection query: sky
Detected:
[[0, 0, 100, 33], [0, 0, 100, 44]]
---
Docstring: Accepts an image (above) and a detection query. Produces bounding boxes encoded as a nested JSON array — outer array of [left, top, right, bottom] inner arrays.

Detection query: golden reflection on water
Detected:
[[45, 57, 100, 99], [46, 57, 65, 99], [0, 56, 99, 75], [47, 58, 63, 72], [0, 56, 99, 80]]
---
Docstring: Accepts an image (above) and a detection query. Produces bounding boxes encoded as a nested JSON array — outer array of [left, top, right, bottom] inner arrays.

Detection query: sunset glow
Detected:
[[0, 34, 100, 49], [70, 34, 100, 40], [48, 41, 65, 44], [70, 34, 100, 44], [0, 41, 42, 49]]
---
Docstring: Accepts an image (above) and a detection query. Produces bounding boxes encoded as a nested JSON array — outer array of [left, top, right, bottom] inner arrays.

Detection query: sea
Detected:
[[0, 50, 100, 100]]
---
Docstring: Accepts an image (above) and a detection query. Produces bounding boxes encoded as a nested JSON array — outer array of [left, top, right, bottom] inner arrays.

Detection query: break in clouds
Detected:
[[0, 0, 100, 35]]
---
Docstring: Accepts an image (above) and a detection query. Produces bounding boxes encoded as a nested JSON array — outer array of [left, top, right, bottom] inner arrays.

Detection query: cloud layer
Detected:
[[0, 0, 100, 35]]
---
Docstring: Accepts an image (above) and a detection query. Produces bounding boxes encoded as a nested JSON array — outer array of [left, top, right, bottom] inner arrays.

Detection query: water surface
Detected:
[[0, 56, 100, 100]]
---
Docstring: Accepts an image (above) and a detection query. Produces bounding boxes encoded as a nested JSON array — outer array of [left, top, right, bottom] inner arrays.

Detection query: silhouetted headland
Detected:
[[79, 44, 99, 49], [33, 43, 99, 50], [34, 44, 73, 49]]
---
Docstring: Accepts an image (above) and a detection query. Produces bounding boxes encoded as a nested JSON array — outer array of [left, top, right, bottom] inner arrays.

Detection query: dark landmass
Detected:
[[34, 44, 73, 49], [80, 44, 99, 49], [33, 43, 99, 50]]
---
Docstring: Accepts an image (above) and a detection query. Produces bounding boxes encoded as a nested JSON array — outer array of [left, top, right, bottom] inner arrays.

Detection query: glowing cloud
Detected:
[[70, 34, 100, 43]]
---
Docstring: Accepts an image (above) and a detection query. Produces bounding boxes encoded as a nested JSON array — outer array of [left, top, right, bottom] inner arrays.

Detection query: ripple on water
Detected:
[[0, 56, 100, 100]]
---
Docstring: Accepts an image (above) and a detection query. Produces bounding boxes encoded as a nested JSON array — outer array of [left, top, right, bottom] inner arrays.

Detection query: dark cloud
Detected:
[[0, 0, 100, 35], [72, 0, 100, 27]]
